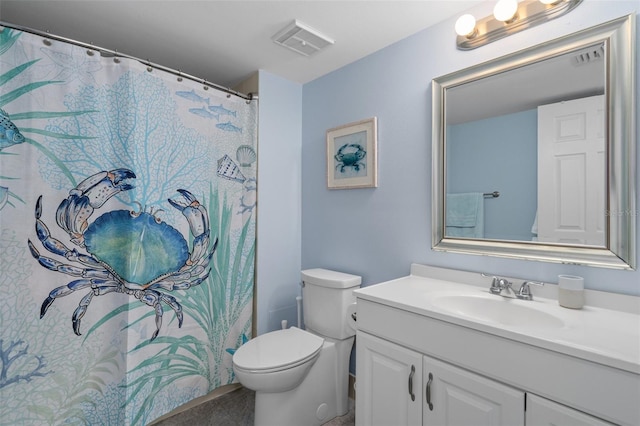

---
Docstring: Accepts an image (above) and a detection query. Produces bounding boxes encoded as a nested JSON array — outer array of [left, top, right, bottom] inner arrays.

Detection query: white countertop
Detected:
[[354, 264, 640, 374]]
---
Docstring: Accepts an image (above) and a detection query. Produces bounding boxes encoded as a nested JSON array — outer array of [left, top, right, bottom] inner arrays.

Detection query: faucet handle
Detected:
[[517, 281, 544, 300], [489, 276, 512, 295], [489, 276, 502, 294]]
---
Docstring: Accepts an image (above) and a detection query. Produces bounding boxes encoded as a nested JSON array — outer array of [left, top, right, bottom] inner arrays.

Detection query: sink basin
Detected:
[[432, 294, 565, 329]]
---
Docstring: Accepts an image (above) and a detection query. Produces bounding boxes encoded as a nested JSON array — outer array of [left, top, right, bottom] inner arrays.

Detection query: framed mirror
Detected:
[[432, 14, 636, 269]]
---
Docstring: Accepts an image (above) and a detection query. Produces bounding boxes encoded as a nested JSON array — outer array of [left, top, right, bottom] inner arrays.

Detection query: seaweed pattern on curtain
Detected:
[[0, 26, 256, 425]]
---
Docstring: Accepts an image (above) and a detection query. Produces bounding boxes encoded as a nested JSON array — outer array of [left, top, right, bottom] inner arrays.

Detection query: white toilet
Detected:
[[232, 268, 361, 426]]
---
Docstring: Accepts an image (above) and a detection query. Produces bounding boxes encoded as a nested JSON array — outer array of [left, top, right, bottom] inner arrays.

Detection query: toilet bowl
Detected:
[[232, 327, 323, 393]]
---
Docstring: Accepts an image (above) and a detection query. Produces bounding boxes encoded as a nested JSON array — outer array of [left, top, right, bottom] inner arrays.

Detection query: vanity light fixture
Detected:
[[455, 14, 478, 38], [493, 0, 519, 23], [455, 0, 583, 50]]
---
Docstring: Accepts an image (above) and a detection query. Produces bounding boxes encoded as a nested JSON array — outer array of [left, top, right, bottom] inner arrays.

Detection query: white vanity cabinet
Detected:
[[353, 265, 640, 426], [422, 354, 524, 425], [356, 326, 617, 426], [356, 331, 525, 426], [355, 331, 422, 426], [526, 394, 615, 426]]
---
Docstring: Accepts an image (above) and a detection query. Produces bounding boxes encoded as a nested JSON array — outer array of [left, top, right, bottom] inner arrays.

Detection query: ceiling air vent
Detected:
[[272, 20, 334, 56]]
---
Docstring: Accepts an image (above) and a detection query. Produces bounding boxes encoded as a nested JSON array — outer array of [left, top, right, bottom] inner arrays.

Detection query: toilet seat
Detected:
[[233, 327, 324, 374]]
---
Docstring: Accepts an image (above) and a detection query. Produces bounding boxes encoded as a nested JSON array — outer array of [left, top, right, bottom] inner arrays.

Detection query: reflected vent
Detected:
[[273, 20, 334, 56], [573, 45, 605, 66]]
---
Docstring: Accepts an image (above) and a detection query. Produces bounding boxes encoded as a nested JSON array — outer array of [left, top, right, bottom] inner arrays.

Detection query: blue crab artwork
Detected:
[[27, 169, 218, 341], [335, 143, 366, 173]]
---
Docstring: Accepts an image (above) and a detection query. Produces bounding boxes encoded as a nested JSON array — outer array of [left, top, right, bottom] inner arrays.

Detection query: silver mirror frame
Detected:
[[432, 14, 636, 270]]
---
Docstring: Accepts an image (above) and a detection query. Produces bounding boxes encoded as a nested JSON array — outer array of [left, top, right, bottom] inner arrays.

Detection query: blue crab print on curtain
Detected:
[[28, 168, 218, 341]]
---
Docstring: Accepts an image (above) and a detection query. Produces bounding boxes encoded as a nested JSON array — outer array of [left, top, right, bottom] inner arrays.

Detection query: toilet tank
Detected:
[[301, 268, 361, 339]]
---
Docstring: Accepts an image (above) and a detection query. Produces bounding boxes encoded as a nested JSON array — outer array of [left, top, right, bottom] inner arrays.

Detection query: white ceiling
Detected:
[[0, 0, 484, 90]]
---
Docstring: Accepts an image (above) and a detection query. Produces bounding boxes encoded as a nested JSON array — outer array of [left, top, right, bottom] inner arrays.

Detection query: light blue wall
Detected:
[[301, 0, 640, 296], [256, 71, 302, 334], [447, 109, 538, 241]]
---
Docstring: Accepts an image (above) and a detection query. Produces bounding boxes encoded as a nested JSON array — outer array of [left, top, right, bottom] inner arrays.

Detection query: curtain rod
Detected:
[[0, 20, 257, 102]]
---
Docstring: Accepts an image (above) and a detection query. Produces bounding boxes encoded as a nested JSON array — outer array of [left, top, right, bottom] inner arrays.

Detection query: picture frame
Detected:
[[326, 117, 378, 189]]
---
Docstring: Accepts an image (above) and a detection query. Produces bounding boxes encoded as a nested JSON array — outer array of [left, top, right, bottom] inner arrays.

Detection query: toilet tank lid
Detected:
[[301, 268, 361, 289]]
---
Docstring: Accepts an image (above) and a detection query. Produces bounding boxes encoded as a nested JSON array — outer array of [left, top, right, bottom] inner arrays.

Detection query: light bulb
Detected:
[[455, 14, 477, 37], [493, 0, 519, 22]]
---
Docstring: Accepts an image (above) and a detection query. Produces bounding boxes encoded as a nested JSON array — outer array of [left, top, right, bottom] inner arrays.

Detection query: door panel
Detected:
[[537, 95, 605, 245]]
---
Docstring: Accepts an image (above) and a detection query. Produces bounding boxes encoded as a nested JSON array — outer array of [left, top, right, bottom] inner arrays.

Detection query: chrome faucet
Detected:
[[489, 276, 515, 298], [516, 281, 544, 301]]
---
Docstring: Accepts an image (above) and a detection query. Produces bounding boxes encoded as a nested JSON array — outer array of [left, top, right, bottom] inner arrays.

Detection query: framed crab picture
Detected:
[[326, 117, 378, 189]]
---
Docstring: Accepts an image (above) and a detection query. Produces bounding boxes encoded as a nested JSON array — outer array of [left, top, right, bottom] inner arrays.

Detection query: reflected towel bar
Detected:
[[483, 191, 500, 198]]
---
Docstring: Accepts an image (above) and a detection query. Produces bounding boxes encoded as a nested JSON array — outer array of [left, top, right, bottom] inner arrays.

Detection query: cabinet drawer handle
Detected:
[[408, 365, 416, 401], [426, 372, 434, 411]]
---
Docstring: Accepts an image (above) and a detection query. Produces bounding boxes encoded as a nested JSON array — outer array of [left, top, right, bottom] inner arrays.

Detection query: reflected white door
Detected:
[[537, 95, 605, 245]]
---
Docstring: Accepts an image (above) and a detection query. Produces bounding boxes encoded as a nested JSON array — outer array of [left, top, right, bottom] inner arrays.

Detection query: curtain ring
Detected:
[[113, 49, 121, 64], [86, 42, 95, 56], [146, 60, 153, 72], [177, 70, 183, 82], [43, 30, 52, 46], [42, 30, 52, 46]]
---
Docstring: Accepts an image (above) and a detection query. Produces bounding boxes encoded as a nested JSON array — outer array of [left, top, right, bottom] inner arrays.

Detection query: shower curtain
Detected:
[[0, 26, 256, 425]]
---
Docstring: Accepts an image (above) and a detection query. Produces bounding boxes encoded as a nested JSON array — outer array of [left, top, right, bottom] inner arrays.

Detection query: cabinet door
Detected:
[[526, 394, 615, 425], [423, 355, 524, 426], [356, 331, 422, 426]]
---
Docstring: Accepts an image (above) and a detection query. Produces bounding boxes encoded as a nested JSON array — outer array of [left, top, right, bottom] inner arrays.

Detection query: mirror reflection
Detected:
[[445, 42, 606, 246], [432, 14, 636, 269]]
